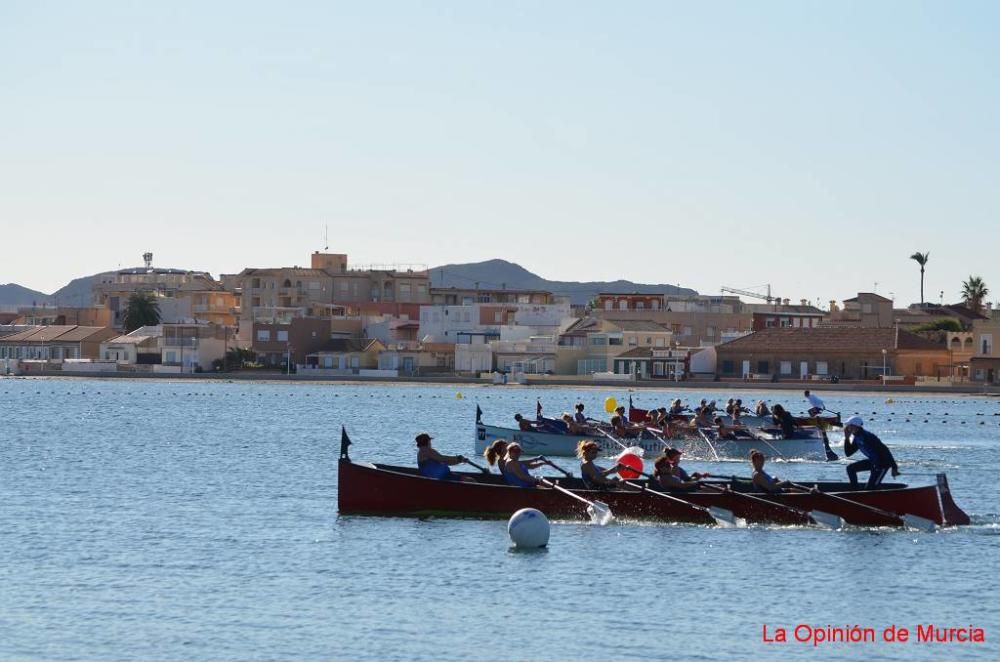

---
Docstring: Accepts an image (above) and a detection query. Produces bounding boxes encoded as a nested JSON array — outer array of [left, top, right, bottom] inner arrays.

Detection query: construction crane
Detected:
[[720, 284, 775, 303]]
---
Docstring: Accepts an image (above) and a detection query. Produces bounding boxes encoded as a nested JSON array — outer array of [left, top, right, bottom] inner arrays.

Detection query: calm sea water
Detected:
[[2, 378, 998, 660]]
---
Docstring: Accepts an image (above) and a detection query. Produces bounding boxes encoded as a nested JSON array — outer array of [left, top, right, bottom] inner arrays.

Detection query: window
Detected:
[[277, 330, 288, 342], [780, 361, 792, 375], [351, 356, 360, 368], [590, 336, 608, 346], [757, 361, 769, 374], [636, 301, 645, 310], [982, 334, 993, 355], [618, 300, 628, 311], [494, 312, 502, 323], [706, 326, 715, 338], [682, 326, 693, 337], [604, 300, 613, 311], [721, 360, 735, 375], [654, 337, 664, 347], [862, 303, 872, 313], [628, 336, 638, 346], [257, 330, 271, 341], [816, 361, 829, 375]]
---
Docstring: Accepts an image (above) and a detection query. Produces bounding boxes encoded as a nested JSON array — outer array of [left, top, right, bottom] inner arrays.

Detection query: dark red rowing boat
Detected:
[[337, 458, 970, 528]]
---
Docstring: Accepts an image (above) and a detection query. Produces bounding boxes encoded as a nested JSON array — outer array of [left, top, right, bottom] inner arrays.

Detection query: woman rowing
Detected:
[[483, 439, 509, 474], [416, 432, 466, 480], [651, 453, 702, 491], [769, 404, 797, 438], [501, 442, 547, 487], [663, 447, 711, 481], [668, 399, 686, 417], [713, 416, 738, 440], [689, 406, 712, 428], [754, 400, 771, 417], [561, 412, 587, 435], [577, 440, 621, 488], [749, 449, 793, 494]]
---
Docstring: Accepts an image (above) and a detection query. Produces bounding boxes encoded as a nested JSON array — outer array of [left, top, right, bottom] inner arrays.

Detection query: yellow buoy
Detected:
[[456, 392, 464, 400], [885, 398, 894, 404], [604, 396, 618, 413]]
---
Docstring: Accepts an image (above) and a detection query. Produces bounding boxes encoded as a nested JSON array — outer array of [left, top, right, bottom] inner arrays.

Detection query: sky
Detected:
[[1, 1, 998, 307]]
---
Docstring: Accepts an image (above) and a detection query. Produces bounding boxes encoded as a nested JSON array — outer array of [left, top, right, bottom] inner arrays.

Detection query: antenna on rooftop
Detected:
[[143, 252, 153, 269], [324, 225, 329, 251]]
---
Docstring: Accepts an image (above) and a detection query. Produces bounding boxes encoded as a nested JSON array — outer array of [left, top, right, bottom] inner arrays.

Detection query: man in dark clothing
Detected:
[[842, 416, 899, 489]]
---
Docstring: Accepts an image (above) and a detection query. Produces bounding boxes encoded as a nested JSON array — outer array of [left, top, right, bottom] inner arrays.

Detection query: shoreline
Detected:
[[8, 369, 1000, 396]]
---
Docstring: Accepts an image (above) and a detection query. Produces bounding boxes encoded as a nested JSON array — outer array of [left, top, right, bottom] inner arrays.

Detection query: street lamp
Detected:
[[882, 348, 887, 382]]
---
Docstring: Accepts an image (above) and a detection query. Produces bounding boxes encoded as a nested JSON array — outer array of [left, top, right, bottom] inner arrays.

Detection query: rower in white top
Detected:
[[804, 390, 825, 417]]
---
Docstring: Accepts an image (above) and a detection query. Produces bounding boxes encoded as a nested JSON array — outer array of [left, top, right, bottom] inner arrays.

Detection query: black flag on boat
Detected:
[[476, 404, 482, 423], [340, 425, 352, 460]]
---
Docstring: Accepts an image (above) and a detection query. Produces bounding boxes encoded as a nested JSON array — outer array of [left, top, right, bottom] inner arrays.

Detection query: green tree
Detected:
[[961, 275, 989, 315], [122, 291, 161, 331], [910, 251, 929, 305]]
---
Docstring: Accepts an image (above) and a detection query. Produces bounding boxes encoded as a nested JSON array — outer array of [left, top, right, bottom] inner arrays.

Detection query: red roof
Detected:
[[717, 327, 945, 353]]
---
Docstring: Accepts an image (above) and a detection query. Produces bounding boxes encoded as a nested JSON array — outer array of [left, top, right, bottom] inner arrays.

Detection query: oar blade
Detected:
[[587, 501, 614, 526], [902, 514, 937, 532], [809, 510, 846, 530], [707, 506, 743, 528]]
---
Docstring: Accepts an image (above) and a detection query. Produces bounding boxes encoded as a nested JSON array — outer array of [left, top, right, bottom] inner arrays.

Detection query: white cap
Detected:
[[844, 415, 864, 428]]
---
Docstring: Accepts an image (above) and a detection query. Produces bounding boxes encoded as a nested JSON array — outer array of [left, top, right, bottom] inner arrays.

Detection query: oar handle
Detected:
[[545, 459, 573, 478], [463, 457, 490, 474], [621, 480, 710, 514]]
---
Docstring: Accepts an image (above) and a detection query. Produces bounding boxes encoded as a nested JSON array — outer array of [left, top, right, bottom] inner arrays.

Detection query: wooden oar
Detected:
[[787, 482, 936, 531], [700, 482, 845, 529], [618, 467, 741, 527], [539, 478, 613, 525], [819, 427, 839, 461], [592, 426, 646, 459], [543, 459, 573, 478], [462, 457, 490, 474]]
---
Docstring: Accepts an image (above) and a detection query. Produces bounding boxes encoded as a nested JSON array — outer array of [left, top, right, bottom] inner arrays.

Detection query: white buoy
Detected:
[[508, 508, 550, 548]]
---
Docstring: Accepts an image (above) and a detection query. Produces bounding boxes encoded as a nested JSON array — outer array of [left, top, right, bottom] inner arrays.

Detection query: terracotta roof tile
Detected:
[[717, 327, 944, 353]]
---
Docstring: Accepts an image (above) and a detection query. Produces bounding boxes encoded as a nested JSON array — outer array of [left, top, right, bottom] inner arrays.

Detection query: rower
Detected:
[[769, 404, 797, 439], [501, 442, 547, 487], [713, 416, 737, 440], [754, 400, 771, 417], [804, 390, 825, 417], [749, 449, 793, 494], [561, 412, 586, 435], [668, 399, 686, 416], [664, 447, 710, 482], [416, 432, 466, 480], [577, 440, 621, 488], [483, 439, 509, 474], [842, 416, 900, 489], [651, 453, 702, 491], [513, 413, 535, 432], [574, 402, 587, 425], [689, 406, 712, 428], [724, 398, 737, 417]]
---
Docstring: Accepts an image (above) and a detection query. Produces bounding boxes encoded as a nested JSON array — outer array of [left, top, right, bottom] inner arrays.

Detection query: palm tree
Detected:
[[123, 291, 161, 331], [961, 276, 989, 315], [910, 252, 930, 305]]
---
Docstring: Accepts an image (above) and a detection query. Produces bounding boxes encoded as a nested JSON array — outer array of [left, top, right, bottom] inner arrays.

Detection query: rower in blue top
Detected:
[[842, 416, 900, 489], [415, 432, 466, 480], [501, 442, 547, 487]]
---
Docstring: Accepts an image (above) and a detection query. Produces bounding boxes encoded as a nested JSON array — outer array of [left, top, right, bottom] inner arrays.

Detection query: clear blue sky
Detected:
[[2, 1, 997, 307]]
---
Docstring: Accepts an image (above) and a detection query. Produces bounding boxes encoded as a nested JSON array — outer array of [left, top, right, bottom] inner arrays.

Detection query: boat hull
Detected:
[[337, 460, 970, 527]]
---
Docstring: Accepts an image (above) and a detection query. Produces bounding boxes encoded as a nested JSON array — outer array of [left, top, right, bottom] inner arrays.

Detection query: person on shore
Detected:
[[842, 416, 900, 489], [651, 453, 703, 491], [513, 413, 535, 432], [483, 439, 509, 474], [805, 390, 825, 417], [754, 400, 771, 417], [749, 449, 793, 494], [577, 440, 620, 488], [501, 442, 547, 487], [416, 433, 466, 480], [574, 402, 587, 425]]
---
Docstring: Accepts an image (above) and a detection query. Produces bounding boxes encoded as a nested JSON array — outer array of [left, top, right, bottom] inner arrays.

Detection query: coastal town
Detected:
[[2, 250, 998, 387]]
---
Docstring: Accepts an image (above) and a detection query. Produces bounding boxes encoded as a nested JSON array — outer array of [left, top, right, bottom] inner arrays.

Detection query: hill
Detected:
[[428, 259, 696, 305], [0, 283, 52, 307]]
